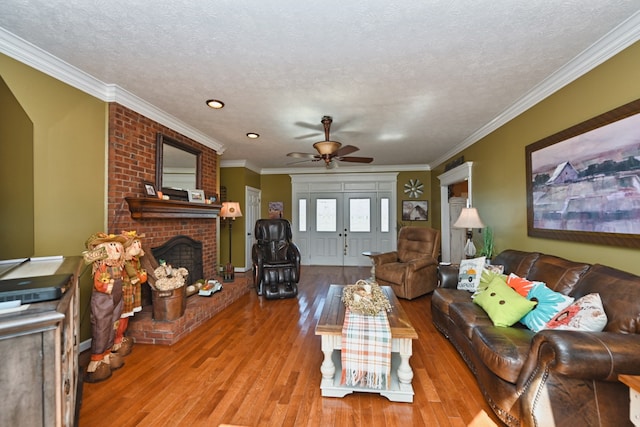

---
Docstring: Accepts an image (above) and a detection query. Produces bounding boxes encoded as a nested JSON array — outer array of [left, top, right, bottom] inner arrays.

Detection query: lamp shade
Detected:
[[313, 140, 341, 155], [220, 201, 243, 219], [453, 207, 485, 229]]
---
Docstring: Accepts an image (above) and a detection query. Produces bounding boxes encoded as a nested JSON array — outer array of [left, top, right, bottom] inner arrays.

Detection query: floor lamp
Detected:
[[453, 206, 485, 259], [220, 201, 243, 282]]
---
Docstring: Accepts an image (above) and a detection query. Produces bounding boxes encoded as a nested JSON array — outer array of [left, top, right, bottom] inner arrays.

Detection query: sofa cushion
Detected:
[[472, 325, 535, 383], [520, 283, 574, 332], [526, 255, 590, 294], [431, 288, 473, 318], [492, 250, 541, 277], [545, 293, 607, 332], [449, 302, 493, 340], [571, 264, 640, 334], [473, 276, 536, 327]]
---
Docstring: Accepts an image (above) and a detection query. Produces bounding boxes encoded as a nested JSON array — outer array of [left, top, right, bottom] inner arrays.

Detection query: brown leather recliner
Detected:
[[252, 219, 300, 300], [370, 226, 440, 300]]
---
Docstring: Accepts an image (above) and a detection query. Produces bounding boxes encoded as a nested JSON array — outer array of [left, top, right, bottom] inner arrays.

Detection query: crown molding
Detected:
[[429, 10, 640, 169], [257, 163, 430, 175], [219, 159, 262, 174], [0, 27, 225, 153]]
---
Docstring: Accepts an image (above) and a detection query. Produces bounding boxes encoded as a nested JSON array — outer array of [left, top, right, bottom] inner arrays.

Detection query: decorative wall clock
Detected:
[[404, 179, 423, 198]]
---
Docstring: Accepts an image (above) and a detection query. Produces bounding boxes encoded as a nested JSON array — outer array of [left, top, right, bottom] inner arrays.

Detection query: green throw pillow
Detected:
[[473, 276, 536, 327]]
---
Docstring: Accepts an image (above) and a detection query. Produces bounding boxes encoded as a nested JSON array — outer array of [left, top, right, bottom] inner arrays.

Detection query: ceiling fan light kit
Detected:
[[313, 140, 341, 155], [287, 115, 374, 168]]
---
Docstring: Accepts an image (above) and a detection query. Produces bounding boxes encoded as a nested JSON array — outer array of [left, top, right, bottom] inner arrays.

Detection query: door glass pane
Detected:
[[316, 199, 336, 232], [298, 199, 307, 231], [349, 198, 370, 232], [381, 197, 389, 232]]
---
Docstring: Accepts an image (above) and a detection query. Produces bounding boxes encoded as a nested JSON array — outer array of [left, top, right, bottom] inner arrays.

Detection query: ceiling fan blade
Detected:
[[333, 145, 359, 157], [287, 158, 316, 165], [294, 121, 324, 131], [294, 132, 322, 140], [337, 156, 374, 163], [287, 152, 318, 159]]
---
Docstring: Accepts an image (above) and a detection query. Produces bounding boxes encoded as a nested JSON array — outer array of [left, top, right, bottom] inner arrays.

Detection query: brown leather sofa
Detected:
[[370, 226, 440, 300], [433, 249, 640, 427]]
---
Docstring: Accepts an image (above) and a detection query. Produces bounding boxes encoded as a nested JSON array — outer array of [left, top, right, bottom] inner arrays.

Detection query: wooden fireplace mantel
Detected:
[[125, 197, 222, 219]]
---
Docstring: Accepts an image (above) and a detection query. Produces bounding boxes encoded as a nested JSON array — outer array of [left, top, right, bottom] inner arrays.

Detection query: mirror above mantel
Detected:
[[155, 133, 202, 191]]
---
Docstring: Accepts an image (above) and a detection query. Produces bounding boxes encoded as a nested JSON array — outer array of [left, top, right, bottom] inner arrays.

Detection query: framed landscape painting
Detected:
[[402, 200, 428, 221], [525, 98, 640, 248]]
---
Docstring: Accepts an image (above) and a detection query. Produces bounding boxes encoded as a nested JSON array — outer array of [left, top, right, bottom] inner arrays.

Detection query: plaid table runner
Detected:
[[340, 307, 392, 390]]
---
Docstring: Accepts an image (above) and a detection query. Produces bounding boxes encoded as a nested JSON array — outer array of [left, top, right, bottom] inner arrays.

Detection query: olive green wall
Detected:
[[219, 167, 261, 268], [431, 41, 640, 275], [260, 174, 292, 219], [0, 76, 34, 259], [1, 53, 107, 342], [397, 170, 432, 229]]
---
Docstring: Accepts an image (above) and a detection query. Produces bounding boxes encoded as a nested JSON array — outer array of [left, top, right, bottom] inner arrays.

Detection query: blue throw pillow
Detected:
[[520, 283, 574, 332]]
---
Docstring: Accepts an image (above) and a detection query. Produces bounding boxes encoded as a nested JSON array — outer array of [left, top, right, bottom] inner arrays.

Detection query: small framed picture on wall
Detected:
[[269, 201, 284, 218], [402, 200, 428, 221]]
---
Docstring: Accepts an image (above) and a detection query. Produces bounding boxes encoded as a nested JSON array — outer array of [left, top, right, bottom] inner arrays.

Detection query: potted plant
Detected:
[[479, 226, 495, 261]]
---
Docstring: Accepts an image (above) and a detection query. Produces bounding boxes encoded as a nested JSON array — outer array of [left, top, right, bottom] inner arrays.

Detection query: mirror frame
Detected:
[[155, 133, 202, 191]]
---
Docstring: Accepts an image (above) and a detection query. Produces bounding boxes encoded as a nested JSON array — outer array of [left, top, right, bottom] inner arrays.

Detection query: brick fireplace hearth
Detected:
[[128, 274, 252, 345]]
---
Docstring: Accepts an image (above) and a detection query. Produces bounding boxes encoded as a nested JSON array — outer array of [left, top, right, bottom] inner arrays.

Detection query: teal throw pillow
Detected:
[[473, 275, 536, 327], [519, 283, 574, 332]]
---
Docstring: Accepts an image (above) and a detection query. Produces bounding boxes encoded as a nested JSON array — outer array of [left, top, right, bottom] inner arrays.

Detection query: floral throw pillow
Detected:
[[545, 293, 607, 332], [519, 283, 574, 332], [506, 273, 540, 297], [457, 256, 486, 292]]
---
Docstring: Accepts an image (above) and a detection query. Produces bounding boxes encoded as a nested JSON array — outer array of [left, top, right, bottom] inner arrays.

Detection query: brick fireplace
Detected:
[[106, 103, 241, 343], [106, 103, 219, 279]]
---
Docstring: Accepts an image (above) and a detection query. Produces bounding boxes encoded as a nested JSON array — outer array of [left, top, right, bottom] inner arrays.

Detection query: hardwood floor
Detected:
[[79, 266, 501, 427]]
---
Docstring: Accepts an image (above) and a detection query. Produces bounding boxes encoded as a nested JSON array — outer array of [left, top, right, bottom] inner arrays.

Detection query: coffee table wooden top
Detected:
[[315, 284, 418, 340]]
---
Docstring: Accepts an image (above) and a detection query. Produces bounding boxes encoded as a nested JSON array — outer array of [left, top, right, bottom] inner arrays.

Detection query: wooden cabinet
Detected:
[[0, 257, 81, 427]]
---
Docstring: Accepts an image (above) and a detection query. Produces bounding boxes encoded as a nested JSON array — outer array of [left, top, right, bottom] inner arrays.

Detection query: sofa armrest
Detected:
[[371, 252, 398, 266], [438, 265, 459, 288], [518, 330, 640, 388]]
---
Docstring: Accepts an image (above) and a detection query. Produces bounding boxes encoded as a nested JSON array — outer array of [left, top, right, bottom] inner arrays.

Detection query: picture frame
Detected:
[[402, 200, 428, 221], [525, 98, 640, 248], [143, 181, 157, 198], [268, 201, 284, 219], [187, 189, 205, 203]]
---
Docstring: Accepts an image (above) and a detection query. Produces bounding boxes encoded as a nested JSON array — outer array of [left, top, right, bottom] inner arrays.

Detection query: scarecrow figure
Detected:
[[115, 230, 147, 356], [82, 232, 127, 383]]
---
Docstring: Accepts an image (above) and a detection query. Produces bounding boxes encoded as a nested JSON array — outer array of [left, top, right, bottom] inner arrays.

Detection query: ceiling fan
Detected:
[[287, 116, 374, 168]]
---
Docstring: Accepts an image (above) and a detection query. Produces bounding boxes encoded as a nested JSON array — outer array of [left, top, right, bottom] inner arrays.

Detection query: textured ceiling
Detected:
[[1, 1, 639, 172]]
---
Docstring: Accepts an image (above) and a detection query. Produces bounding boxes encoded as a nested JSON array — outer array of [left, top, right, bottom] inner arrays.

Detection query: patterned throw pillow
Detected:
[[506, 273, 539, 297], [473, 275, 536, 327], [457, 256, 486, 292], [545, 293, 607, 332], [471, 268, 506, 300], [519, 283, 574, 332]]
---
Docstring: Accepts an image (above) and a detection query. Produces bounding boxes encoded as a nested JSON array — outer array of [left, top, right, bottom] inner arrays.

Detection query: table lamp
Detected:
[[453, 207, 485, 258], [220, 201, 243, 281]]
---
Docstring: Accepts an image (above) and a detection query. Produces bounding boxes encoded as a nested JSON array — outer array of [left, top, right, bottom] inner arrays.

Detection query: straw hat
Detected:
[[85, 232, 127, 250]]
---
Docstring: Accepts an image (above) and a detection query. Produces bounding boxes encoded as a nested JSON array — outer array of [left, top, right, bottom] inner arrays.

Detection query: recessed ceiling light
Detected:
[[205, 99, 224, 109], [246, 132, 260, 139]]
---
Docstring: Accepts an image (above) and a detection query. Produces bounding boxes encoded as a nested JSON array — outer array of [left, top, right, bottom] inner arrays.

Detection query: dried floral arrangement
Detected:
[[153, 260, 189, 291], [342, 279, 392, 316]]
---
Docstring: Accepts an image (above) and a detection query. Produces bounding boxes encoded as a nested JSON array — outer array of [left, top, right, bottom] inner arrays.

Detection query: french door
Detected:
[[291, 172, 398, 266], [297, 192, 393, 266]]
